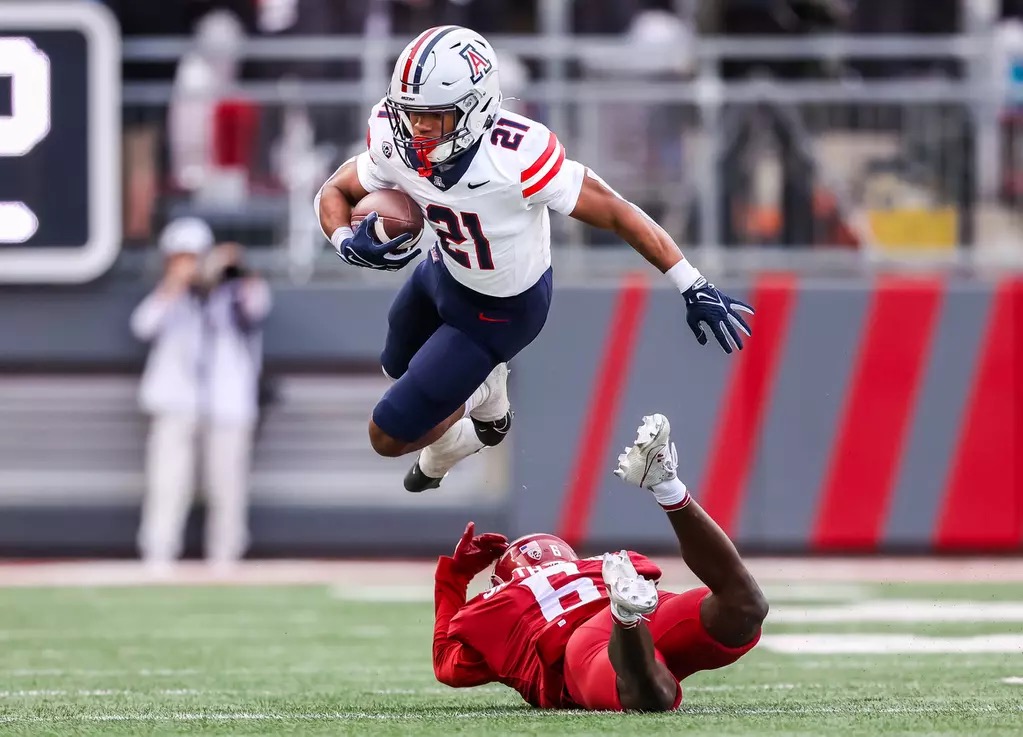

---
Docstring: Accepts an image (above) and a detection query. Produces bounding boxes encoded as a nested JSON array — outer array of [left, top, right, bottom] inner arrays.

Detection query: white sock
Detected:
[[420, 418, 485, 478], [609, 602, 643, 629], [651, 477, 692, 511], [463, 382, 490, 416], [470, 364, 510, 422]]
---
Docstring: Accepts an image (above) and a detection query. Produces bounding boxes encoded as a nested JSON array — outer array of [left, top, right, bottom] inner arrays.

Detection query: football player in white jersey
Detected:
[[316, 26, 754, 492]]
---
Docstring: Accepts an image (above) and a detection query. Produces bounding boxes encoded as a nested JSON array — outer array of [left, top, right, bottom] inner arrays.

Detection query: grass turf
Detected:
[[0, 582, 1020, 736]]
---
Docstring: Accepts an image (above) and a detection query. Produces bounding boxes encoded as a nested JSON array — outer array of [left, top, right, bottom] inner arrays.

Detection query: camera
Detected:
[[219, 263, 248, 282]]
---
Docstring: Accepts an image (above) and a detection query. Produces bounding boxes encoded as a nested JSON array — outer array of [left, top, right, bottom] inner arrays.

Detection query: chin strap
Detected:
[[412, 136, 435, 178]]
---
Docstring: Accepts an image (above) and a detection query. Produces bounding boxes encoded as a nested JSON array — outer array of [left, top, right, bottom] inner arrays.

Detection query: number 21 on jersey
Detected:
[[427, 205, 495, 271]]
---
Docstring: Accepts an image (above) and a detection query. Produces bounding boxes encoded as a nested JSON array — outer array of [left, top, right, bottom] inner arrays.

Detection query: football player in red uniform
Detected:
[[432, 413, 768, 711]]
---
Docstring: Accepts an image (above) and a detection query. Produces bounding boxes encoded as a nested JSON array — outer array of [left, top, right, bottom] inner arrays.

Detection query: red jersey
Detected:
[[432, 552, 662, 708]]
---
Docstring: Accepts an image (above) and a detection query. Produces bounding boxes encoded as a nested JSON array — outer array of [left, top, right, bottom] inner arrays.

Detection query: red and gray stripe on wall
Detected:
[[554, 274, 1022, 552]]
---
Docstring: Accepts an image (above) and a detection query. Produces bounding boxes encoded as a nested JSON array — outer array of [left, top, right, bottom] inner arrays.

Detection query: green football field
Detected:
[[0, 576, 1021, 736]]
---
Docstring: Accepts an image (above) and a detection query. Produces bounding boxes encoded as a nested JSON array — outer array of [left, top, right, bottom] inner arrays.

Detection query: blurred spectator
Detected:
[[252, 0, 370, 173], [104, 0, 188, 243], [580, 4, 695, 241], [185, 0, 258, 32], [104, 0, 258, 243], [168, 10, 254, 203], [131, 218, 272, 573]]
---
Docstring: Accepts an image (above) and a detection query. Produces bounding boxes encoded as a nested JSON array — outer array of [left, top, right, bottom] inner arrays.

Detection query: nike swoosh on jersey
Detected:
[[478, 312, 510, 323], [467, 180, 490, 189]]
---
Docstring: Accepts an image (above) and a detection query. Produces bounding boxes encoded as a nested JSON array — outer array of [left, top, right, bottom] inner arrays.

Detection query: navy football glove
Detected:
[[337, 212, 420, 271], [682, 277, 755, 354]]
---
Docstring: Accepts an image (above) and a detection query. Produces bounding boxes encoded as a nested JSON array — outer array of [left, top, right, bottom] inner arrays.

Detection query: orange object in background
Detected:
[[738, 187, 861, 248]]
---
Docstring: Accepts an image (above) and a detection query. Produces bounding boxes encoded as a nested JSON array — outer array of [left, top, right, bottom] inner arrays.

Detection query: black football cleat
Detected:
[[404, 458, 444, 493], [471, 411, 512, 447]]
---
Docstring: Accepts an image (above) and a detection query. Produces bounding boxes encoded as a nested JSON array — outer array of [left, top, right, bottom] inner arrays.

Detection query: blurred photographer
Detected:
[[131, 217, 272, 573]]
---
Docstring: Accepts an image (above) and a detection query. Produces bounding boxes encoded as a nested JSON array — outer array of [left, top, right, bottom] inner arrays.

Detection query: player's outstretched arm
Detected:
[[569, 171, 755, 354], [569, 170, 687, 276], [432, 523, 506, 688], [433, 556, 493, 687]]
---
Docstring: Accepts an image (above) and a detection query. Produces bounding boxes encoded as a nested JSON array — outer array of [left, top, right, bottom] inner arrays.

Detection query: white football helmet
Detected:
[[385, 26, 502, 175]]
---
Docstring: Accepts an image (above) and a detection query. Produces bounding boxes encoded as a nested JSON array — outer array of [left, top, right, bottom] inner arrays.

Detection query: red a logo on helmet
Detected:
[[460, 44, 493, 83]]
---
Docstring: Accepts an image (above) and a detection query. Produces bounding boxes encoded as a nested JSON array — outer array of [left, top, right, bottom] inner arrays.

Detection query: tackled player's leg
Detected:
[[562, 553, 680, 711], [615, 414, 768, 675]]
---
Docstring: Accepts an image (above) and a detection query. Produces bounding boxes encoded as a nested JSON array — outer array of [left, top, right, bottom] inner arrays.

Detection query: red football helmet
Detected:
[[491, 533, 579, 585]]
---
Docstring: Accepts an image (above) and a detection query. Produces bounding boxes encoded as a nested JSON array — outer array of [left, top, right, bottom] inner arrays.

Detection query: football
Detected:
[[351, 189, 424, 252]]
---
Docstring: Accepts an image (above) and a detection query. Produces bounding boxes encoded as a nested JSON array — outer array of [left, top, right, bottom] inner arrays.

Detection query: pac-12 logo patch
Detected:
[[459, 44, 493, 83], [520, 541, 543, 560], [381, 141, 393, 158]]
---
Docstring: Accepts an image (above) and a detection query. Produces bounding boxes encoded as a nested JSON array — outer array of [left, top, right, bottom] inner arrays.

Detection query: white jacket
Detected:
[[131, 279, 272, 424]]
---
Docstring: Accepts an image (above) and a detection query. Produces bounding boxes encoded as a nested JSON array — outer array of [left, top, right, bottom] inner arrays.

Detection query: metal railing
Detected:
[[118, 30, 1023, 280]]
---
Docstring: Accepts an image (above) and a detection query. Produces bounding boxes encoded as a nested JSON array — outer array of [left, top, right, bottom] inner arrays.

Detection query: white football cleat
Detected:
[[602, 550, 659, 626], [614, 414, 678, 490], [471, 362, 510, 423]]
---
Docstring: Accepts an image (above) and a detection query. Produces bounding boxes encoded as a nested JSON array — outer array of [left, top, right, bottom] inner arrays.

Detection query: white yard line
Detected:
[[760, 584, 871, 602], [1, 705, 1021, 723], [769, 600, 1023, 623], [691, 683, 797, 692], [0, 713, 418, 723], [0, 664, 435, 678], [0, 689, 230, 698], [678, 705, 1023, 716], [1, 669, 201, 678], [0, 558, 1022, 588], [331, 585, 434, 602], [762, 634, 1023, 654], [370, 686, 506, 695], [1001, 677, 1023, 685], [0, 627, 391, 641]]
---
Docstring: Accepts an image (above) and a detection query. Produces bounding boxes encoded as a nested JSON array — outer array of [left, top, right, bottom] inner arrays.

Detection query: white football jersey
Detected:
[[355, 99, 586, 297]]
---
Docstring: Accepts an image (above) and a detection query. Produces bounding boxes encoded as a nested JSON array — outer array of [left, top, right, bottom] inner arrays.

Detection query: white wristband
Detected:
[[665, 258, 702, 292], [330, 226, 354, 254]]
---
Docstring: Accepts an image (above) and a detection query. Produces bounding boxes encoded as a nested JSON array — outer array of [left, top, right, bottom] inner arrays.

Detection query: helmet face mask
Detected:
[[385, 91, 481, 173], [386, 27, 502, 176]]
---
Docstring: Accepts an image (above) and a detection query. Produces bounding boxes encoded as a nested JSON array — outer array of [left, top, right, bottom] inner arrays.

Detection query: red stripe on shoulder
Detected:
[[521, 132, 558, 183], [522, 145, 566, 198]]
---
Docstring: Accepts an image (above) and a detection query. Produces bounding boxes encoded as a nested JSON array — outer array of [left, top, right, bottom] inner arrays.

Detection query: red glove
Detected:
[[450, 521, 509, 580]]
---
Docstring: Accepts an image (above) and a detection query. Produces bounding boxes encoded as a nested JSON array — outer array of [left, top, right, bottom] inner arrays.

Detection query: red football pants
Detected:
[[563, 587, 761, 711]]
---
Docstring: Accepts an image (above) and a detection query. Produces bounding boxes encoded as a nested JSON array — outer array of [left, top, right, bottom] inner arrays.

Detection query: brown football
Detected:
[[351, 189, 424, 252]]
